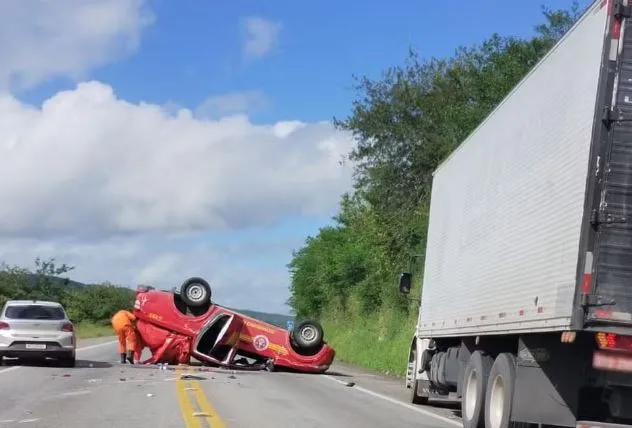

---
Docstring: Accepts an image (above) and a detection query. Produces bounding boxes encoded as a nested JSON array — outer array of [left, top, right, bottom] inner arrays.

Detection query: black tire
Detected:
[[291, 319, 324, 351], [462, 351, 493, 428], [180, 277, 212, 307], [60, 353, 76, 368], [484, 353, 517, 428], [408, 345, 429, 405]]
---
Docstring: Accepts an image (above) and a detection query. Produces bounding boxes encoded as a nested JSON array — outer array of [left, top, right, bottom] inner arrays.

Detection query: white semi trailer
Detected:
[[398, 1, 632, 427]]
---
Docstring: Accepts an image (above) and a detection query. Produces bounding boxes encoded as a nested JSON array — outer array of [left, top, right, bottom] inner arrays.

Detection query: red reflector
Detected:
[[61, 322, 74, 332], [612, 19, 622, 39], [593, 309, 613, 319], [0, 322, 9, 330], [582, 273, 592, 294]]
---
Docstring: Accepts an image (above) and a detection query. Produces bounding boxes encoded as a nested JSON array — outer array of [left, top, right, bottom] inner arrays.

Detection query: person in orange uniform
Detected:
[[111, 309, 142, 364]]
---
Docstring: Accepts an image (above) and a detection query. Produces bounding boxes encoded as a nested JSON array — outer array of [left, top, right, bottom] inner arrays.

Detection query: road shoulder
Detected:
[[324, 361, 462, 426]]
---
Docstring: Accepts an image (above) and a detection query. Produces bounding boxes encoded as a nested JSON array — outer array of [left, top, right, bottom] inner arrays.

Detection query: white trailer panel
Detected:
[[418, 2, 609, 337]]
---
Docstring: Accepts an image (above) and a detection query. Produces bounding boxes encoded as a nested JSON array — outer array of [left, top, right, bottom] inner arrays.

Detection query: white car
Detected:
[[0, 300, 76, 367]]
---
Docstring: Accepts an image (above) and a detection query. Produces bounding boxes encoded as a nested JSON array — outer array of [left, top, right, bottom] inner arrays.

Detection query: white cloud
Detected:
[[0, 0, 153, 91], [0, 81, 354, 239], [195, 90, 270, 119], [0, 92, 341, 312], [242, 17, 282, 60], [0, 2, 352, 314]]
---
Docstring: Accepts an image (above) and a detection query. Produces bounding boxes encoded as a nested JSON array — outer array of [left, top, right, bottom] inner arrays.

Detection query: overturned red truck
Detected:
[[132, 277, 335, 373]]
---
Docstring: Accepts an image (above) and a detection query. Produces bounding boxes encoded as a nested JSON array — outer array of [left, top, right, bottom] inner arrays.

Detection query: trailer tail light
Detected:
[[0, 322, 9, 330], [595, 332, 632, 352]]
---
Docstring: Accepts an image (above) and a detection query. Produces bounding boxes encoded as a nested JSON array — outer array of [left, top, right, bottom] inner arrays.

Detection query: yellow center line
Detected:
[[176, 377, 201, 428], [175, 366, 227, 428], [190, 379, 227, 428]]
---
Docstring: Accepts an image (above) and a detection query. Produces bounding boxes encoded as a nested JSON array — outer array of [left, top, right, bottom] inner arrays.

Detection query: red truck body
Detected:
[[132, 284, 335, 373]]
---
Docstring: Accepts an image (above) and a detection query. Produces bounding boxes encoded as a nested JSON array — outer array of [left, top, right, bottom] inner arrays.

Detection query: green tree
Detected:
[[0, 257, 135, 326], [287, 4, 582, 372]]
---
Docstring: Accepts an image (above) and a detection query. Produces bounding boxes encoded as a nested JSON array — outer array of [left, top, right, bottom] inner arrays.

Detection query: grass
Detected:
[[320, 306, 416, 377], [75, 321, 114, 339]]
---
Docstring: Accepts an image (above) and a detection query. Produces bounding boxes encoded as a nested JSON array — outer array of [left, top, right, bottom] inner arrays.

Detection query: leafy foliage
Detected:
[[0, 258, 135, 324], [288, 4, 582, 371]]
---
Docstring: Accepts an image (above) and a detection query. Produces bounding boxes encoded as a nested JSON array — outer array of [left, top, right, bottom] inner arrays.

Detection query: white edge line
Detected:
[[322, 374, 462, 428], [0, 340, 118, 376]]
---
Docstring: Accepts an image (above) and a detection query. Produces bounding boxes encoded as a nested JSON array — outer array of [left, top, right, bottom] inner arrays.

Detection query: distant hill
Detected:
[[16, 274, 295, 328], [0, 272, 88, 289], [233, 308, 294, 328], [24, 273, 85, 288]]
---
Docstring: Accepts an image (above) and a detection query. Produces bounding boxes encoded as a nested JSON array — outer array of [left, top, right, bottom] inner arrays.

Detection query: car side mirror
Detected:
[[398, 272, 412, 294], [69, 318, 76, 324]]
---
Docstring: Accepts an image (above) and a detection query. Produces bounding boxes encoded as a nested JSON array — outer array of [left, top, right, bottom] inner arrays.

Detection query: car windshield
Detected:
[[4, 305, 66, 320]]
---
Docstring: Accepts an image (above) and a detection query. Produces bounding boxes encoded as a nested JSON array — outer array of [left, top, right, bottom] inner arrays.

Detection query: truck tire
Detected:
[[484, 353, 517, 428], [408, 346, 429, 405], [291, 319, 324, 351], [462, 351, 493, 428], [180, 277, 212, 307]]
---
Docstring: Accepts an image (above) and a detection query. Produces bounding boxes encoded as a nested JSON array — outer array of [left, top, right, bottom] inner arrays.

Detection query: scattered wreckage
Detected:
[[133, 277, 335, 373]]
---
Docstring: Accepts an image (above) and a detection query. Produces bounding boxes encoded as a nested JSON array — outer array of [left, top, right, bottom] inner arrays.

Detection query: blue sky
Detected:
[[0, 0, 591, 315], [21, 0, 589, 123]]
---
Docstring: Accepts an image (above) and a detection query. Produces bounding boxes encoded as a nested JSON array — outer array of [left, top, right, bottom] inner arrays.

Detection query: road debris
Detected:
[[179, 374, 206, 380], [61, 390, 91, 397], [146, 393, 155, 397], [344, 381, 356, 387]]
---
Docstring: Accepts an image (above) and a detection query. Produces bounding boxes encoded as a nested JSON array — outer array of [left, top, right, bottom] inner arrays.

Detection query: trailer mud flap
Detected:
[[512, 335, 583, 426]]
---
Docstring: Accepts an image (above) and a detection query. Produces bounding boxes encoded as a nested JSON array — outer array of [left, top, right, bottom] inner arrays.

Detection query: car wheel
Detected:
[[292, 319, 324, 351], [180, 277, 212, 307], [60, 353, 76, 368]]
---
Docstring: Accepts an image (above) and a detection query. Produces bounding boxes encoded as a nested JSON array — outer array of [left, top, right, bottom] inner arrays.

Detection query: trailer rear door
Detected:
[[587, 2, 632, 325]]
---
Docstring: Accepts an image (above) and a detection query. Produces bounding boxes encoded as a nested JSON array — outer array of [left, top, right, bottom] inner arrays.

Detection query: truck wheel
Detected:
[[484, 353, 516, 428], [407, 346, 429, 405], [180, 277, 212, 307], [462, 351, 493, 428], [292, 320, 324, 351]]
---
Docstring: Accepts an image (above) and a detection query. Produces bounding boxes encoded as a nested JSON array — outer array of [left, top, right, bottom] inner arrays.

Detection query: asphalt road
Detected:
[[0, 337, 463, 427]]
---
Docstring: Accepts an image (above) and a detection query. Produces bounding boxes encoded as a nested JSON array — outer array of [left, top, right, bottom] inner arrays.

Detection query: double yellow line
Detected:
[[175, 368, 226, 428]]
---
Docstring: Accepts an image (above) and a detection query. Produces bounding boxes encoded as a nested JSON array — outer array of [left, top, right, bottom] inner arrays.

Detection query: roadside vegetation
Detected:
[[0, 257, 135, 338], [0, 257, 295, 339], [287, 2, 583, 376]]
